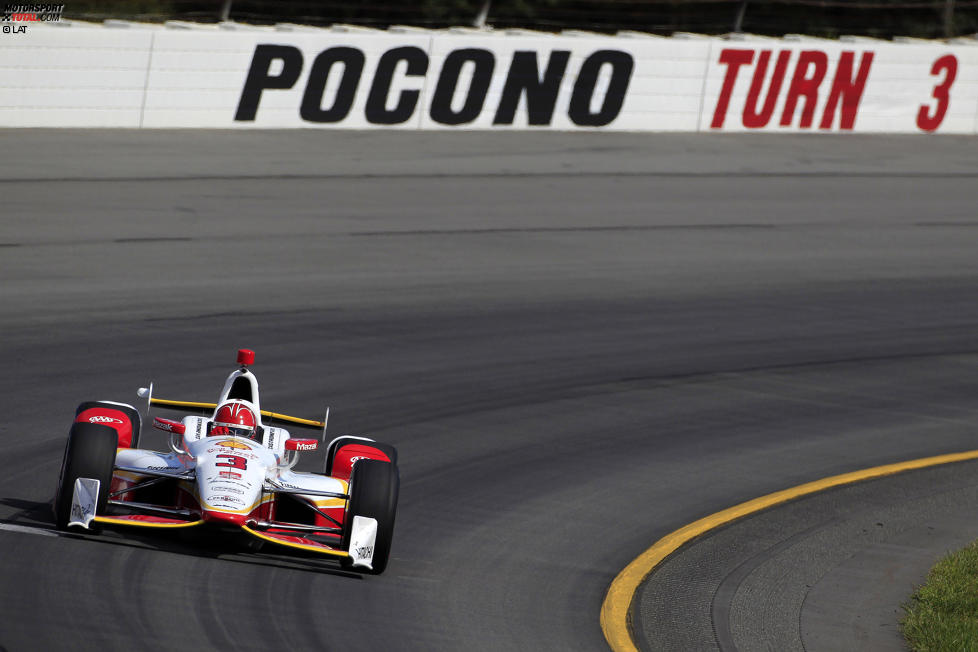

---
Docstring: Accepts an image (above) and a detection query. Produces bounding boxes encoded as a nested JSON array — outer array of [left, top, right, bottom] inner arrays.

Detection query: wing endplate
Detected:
[[348, 516, 378, 570], [68, 478, 100, 529]]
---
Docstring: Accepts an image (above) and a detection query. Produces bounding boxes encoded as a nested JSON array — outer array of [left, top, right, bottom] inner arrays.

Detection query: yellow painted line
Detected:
[[600, 448, 978, 652], [241, 524, 349, 557], [150, 397, 325, 428]]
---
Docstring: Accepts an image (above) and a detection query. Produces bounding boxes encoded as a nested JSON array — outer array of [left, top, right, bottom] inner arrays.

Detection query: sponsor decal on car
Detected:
[[355, 545, 373, 559], [89, 415, 124, 424], [208, 484, 245, 495], [216, 439, 251, 450], [206, 448, 259, 460], [70, 502, 85, 521], [213, 480, 251, 490], [219, 470, 243, 480]]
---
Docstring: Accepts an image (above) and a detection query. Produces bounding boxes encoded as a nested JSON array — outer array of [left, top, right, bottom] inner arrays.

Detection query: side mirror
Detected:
[[285, 438, 318, 451], [137, 383, 153, 414]]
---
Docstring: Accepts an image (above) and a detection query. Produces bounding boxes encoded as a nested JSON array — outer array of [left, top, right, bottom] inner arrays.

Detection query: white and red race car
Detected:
[[54, 349, 399, 574]]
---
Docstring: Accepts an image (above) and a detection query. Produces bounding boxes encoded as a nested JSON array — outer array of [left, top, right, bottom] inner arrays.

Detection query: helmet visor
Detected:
[[224, 426, 255, 439], [211, 423, 256, 439]]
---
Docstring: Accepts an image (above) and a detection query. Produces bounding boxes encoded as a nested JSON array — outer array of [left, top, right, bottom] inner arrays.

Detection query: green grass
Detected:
[[903, 540, 978, 651]]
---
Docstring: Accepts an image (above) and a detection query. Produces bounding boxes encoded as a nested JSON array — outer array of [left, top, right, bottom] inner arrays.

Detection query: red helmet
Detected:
[[211, 401, 258, 440]]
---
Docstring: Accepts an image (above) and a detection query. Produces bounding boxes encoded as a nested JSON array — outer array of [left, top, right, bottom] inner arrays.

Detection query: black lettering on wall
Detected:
[[234, 45, 303, 121], [300, 47, 366, 123], [365, 46, 429, 125], [493, 50, 570, 125], [568, 50, 634, 127], [430, 48, 495, 125]]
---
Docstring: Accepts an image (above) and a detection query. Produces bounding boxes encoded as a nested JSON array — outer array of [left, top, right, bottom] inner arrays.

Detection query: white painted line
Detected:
[[0, 522, 61, 538]]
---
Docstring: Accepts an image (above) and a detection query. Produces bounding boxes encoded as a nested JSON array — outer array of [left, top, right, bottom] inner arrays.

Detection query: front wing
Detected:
[[72, 473, 375, 568]]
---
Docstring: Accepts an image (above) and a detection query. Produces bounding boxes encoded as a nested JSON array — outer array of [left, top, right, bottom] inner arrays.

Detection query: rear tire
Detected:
[[54, 423, 118, 530], [342, 459, 399, 574]]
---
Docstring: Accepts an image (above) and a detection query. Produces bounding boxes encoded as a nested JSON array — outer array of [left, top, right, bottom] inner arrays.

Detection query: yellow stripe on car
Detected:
[[241, 524, 349, 557], [94, 516, 203, 529], [312, 498, 346, 508]]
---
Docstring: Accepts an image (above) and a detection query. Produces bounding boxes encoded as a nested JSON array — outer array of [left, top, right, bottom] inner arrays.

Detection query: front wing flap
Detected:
[[241, 524, 349, 558], [95, 514, 203, 528], [241, 517, 377, 569], [114, 465, 195, 481]]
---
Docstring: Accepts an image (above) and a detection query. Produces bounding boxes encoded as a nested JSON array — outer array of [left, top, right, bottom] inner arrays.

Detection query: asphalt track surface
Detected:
[[1, 130, 977, 651]]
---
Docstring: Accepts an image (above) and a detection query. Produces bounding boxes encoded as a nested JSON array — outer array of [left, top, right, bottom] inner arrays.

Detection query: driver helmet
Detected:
[[211, 401, 258, 440]]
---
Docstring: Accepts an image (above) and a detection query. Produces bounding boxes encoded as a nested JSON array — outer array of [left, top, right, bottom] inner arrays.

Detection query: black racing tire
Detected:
[[341, 459, 399, 575], [324, 436, 398, 476], [53, 422, 118, 530]]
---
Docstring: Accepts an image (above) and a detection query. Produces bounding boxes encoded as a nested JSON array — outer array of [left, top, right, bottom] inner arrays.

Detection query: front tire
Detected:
[[342, 459, 399, 574], [54, 423, 118, 530]]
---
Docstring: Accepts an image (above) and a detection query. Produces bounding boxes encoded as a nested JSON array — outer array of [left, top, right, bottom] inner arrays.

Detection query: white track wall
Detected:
[[2, 22, 978, 132]]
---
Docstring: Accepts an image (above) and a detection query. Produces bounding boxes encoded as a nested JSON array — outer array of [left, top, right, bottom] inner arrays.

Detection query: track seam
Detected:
[[4, 171, 978, 184]]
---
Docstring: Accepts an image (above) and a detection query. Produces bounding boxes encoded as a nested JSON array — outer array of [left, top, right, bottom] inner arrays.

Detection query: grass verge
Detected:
[[903, 540, 978, 651]]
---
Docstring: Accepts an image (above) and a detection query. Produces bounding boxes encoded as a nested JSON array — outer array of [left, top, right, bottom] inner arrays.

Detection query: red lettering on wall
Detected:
[[819, 51, 874, 130], [743, 50, 790, 129], [711, 49, 754, 129], [712, 47, 875, 131], [780, 50, 828, 127], [916, 54, 957, 132]]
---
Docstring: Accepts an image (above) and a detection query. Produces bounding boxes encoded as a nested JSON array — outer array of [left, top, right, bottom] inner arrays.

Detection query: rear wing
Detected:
[[138, 387, 328, 432]]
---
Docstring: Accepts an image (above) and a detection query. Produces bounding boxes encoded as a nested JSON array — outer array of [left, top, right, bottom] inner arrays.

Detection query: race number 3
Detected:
[[916, 54, 957, 132], [216, 454, 247, 470]]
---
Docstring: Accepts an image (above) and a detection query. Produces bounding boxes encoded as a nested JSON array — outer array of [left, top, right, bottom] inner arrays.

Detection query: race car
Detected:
[[53, 349, 399, 574]]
